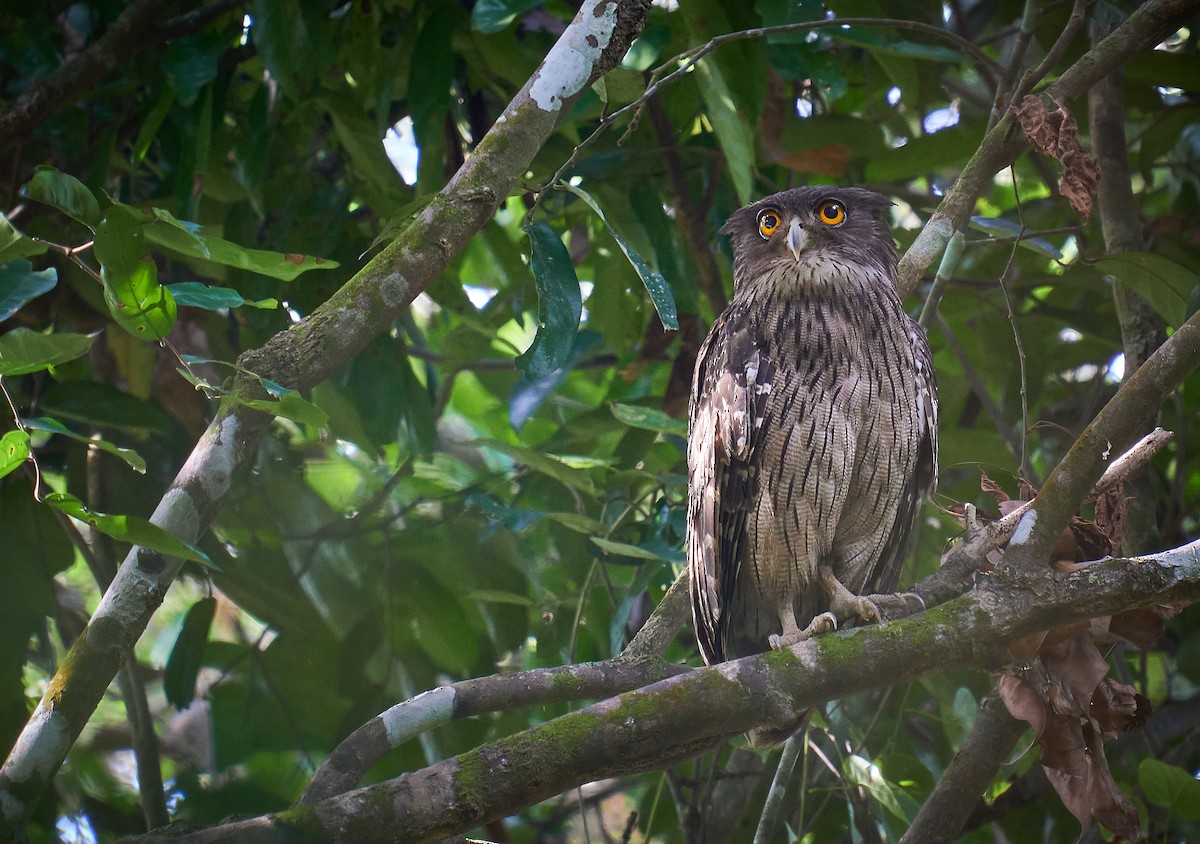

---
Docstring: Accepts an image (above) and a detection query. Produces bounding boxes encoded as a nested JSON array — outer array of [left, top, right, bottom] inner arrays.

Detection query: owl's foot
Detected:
[[768, 612, 837, 650], [864, 590, 925, 621]]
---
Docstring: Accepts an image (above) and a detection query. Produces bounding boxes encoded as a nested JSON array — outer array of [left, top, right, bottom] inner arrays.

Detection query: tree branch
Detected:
[[896, 0, 1199, 297], [0, 1, 654, 833], [0, 0, 180, 152], [122, 539, 1200, 843]]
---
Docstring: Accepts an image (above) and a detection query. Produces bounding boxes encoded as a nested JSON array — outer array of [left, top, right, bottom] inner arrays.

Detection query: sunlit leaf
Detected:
[[43, 492, 213, 566], [21, 417, 146, 474], [969, 217, 1065, 259], [0, 328, 94, 376], [244, 393, 330, 429], [144, 207, 339, 281], [0, 261, 58, 322], [559, 184, 678, 330], [102, 260, 177, 341], [0, 218, 48, 262], [516, 223, 583, 379], [0, 430, 30, 481], [470, 438, 598, 496], [695, 59, 755, 205], [610, 402, 687, 437], [20, 166, 101, 227]]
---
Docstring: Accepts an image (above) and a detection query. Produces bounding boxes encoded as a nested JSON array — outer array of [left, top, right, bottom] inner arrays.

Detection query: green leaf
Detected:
[[102, 260, 177, 341], [470, 438, 598, 496], [167, 282, 278, 311], [610, 402, 688, 437], [22, 417, 146, 474], [244, 392, 330, 429], [1093, 252, 1198, 327], [969, 217, 1064, 259], [164, 597, 217, 709], [95, 205, 176, 340], [0, 261, 58, 322], [695, 59, 755, 205], [466, 589, 535, 607], [0, 218, 48, 262], [43, 492, 213, 566], [0, 328, 94, 376], [470, 0, 540, 33], [866, 124, 982, 182], [20, 166, 101, 227], [516, 223, 583, 379], [1139, 758, 1200, 819], [590, 537, 675, 561], [0, 430, 30, 481], [829, 27, 961, 62], [558, 184, 679, 330], [144, 207, 339, 281]]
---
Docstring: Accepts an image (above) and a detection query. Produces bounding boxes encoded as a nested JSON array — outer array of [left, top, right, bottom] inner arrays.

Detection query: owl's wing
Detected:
[[866, 318, 939, 593], [687, 313, 775, 664]]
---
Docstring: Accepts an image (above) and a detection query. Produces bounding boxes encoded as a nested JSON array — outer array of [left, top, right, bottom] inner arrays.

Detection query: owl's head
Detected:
[[720, 187, 898, 288]]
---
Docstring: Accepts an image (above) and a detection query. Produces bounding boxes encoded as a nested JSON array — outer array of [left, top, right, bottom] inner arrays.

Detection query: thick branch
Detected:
[[0, 1, 653, 833], [123, 540, 1200, 843], [0, 0, 180, 152]]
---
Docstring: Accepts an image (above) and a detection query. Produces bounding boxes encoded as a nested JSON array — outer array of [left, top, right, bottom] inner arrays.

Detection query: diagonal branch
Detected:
[[0, 0, 654, 833]]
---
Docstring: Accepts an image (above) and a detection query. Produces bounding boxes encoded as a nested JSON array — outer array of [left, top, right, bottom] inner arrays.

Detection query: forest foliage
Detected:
[[1, 0, 1199, 841]]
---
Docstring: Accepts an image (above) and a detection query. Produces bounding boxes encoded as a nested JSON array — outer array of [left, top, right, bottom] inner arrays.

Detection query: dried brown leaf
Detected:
[[1040, 633, 1110, 718], [1106, 607, 1166, 649], [1015, 95, 1100, 219], [981, 472, 1012, 504], [995, 672, 1050, 736], [1090, 679, 1150, 734]]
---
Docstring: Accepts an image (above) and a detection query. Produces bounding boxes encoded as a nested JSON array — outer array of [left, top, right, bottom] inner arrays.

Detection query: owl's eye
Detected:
[[757, 210, 781, 239], [817, 200, 846, 227]]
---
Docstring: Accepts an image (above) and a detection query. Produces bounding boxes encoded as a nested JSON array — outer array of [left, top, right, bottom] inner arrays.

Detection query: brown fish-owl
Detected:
[[687, 187, 938, 665]]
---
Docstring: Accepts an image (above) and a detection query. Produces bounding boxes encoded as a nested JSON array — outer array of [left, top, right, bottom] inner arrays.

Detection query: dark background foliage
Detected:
[[1, 0, 1198, 841]]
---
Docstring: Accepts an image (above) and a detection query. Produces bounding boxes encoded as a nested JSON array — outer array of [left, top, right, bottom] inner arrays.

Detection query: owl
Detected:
[[687, 187, 937, 665]]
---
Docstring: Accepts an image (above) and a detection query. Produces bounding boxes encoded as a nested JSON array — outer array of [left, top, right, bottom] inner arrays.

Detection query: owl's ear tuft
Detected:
[[718, 216, 738, 236]]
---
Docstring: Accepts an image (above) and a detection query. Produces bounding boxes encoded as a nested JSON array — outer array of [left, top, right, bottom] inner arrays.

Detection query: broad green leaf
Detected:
[[470, 0, 540, 32], [470, 438, 598, 496], [695, 59, 755, 205], [610, 402, 688, 437], [1139, 758, 1200, 820], [0, 218, 48, 262], [144, 207, 339, 281], [845, 754, 913, 823], [590, 537, 674, 561], [0, 430, 30, 481], [168, 282, 278, 311], [829, 27, 961, 62], [558, 184, 679, 330], [102, 260, 177, 341], [516, 223, 583, 379], [244, 392, 330, 429], [0, 328, 94, 376], [22, 417, 146, 474], [866, 124, 983, 182], [95, 205, 176, 339], [0, 261, 57, 322], [20, 166, 101, 227], [1094, 252, 1197, 327], [466, 590, 535, 607], [969, 217, 1064, 259], [164, 597, 217, 709], [43, 492, 213, 566]]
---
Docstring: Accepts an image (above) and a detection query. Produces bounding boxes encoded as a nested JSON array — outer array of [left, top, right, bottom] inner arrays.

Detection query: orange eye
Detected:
[[757, 210, 781, 239], [817, 200, 846, 226]]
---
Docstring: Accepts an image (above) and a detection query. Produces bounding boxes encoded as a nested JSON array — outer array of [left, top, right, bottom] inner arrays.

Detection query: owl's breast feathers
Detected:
[[687, 267, 937, 664]]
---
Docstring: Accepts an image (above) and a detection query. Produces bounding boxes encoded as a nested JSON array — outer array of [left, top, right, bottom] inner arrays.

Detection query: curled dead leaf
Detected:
[[1015, 95, 1100, 219]]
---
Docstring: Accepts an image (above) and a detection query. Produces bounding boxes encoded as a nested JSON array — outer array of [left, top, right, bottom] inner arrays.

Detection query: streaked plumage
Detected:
[[687, 187, 937, 665]]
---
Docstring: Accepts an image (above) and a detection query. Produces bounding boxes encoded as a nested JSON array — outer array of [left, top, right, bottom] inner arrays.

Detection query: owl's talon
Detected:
[[769, 612, 837, 650]]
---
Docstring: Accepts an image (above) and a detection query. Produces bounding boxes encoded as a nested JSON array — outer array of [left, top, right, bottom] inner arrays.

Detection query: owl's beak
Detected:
[[786, 218, 808, 261]]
